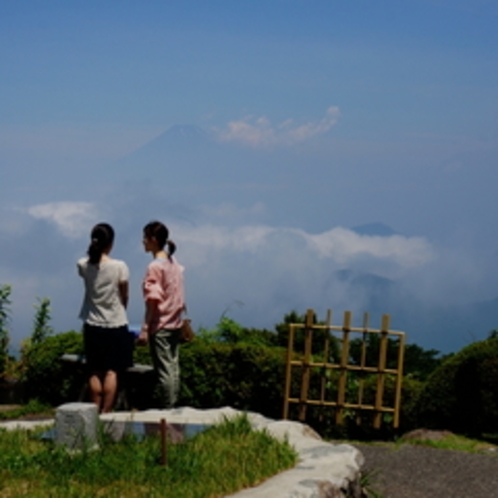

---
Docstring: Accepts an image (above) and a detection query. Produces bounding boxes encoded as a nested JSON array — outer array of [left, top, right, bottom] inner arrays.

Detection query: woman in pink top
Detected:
[[139, 221, 185, 408]]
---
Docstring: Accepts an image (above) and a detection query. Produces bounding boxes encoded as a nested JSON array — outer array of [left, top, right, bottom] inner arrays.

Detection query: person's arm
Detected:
[[119, 280, 129, 309], [138, 299, 157, 344], [118, 261, 130, 309]]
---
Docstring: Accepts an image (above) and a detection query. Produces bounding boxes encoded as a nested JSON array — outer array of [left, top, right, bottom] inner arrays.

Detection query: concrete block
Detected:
[[55, 402, 99, 451]]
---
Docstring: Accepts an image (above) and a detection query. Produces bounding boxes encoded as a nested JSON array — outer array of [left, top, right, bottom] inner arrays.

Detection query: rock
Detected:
[[101, 406, 365, 498], [0, 405, 365, 497], [401, 428, 454, 442], [54, 402, 99, 451]]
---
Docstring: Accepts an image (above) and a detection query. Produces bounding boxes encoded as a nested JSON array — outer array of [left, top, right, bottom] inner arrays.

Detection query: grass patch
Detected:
[[0, 399, 54, 421], [401, 433, 498, 453], [0, 414, 297, 498]]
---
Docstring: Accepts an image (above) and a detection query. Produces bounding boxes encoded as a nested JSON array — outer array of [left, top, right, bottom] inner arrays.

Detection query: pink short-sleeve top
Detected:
[[142, 256, 185, 334]]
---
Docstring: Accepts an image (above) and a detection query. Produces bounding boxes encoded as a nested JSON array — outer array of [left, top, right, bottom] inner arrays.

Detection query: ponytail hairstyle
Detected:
[[87, 223, 115, 265], [143, 220, 176, 256]]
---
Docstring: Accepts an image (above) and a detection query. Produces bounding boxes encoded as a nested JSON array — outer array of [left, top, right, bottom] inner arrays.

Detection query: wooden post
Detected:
[[298, 309, 314, 422], [356, 312, 369, 425], [160, 418, 167, 466], [320, 309, 332, 404], [282, 322, 296, 419], [393, 333, 406, 428], [336, 311, 352, 425], [374, 315, 390, 429], [319, 309, 332, 423]]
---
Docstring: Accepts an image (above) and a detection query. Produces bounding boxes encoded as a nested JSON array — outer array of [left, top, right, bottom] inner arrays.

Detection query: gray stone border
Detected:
[[0, 406, 364, 497]]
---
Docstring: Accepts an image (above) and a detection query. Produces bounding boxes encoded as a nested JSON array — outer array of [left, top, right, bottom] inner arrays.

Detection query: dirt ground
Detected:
[[353, 442, 498, 498]]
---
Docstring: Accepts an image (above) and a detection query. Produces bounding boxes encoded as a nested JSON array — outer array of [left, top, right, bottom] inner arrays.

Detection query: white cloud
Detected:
[[171, 223, 433, 273], [304, 227, 434, 268], [214, 106, 340, 147], [27, 201, 100, 238]]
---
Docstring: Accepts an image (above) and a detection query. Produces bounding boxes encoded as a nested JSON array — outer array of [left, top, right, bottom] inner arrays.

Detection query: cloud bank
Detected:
[[0, 195, 495, 355], [214, 106, 340, 147], [27, 202, 102, 239], [0, 202, 433, 344]]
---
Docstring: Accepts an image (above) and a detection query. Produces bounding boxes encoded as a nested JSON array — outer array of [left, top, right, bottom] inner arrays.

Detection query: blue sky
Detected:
[[1, 1, 498, 353]]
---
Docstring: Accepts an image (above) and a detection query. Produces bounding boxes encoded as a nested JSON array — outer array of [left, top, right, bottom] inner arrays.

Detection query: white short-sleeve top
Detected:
[[77, 257, 129, 327]]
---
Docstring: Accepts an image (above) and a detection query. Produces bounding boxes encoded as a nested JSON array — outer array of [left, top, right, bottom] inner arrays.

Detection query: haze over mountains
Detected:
[[99, 125, 497, 354], [2, 2, 498, 359], [2, 120, 498, 355]]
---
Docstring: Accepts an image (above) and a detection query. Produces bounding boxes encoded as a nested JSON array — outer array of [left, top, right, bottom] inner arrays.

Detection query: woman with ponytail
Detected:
[[77, 223, 132, 413], [139, 220, 185, 408]]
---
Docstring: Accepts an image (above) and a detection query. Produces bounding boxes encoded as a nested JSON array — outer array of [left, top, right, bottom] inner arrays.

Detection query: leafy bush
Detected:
[[0, 284, 12, 376], [21, 327, 287, 414], [23, 331, 84, 405], [287, 365, 424, 439], [414, 338, 498, 436], [196, 317, 278, 348], [18, 314, 427, 442], [178, 340, 287, 419], [31, 297, 53, 345]]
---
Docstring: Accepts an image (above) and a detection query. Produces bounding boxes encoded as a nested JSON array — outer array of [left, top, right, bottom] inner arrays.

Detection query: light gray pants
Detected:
[[149, 328, 180, 409]]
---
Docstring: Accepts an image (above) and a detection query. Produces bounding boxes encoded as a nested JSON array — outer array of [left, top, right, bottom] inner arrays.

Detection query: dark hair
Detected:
[[143, 220, 176, 256], [87, 223, 115, 265]]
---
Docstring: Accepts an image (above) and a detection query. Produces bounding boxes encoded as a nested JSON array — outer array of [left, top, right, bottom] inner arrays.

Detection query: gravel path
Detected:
[[353, 443, 498, 498]]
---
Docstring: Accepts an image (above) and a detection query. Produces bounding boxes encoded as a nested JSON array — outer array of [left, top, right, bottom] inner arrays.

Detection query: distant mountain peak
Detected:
[[351, 222, 397, 237], [146, 124, 213, 147]]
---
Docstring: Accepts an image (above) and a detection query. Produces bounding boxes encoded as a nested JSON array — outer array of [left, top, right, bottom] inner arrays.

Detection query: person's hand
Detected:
[[137, 330, 148, 345]]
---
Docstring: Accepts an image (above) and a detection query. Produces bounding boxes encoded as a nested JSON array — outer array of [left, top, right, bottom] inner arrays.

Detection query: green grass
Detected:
[[400, 433, 498, 454], [0, 414, 297, 498], [360, 469, 385, 498], [0, 399, 54, 421]]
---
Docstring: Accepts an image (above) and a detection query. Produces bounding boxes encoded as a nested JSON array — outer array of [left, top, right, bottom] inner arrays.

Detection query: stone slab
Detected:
[[101, 407, 364, 497], [0, 406, 364, 497], [54, 402, 99, 451]]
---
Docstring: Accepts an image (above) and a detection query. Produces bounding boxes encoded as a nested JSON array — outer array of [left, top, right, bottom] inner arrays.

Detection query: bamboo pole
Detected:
[[282, 322, 296, 419], [356, 312, 369, 425], [374, 314, 390, 429], [336, 311, 352, 425], [393, 332, 406, 428], [298, 309, 314, 422], [318, 309, 332, 423], [320, 309, 332, 404]]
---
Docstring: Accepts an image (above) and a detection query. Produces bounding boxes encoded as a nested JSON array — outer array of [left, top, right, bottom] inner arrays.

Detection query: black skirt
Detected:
[[83, 323, 134, 372]]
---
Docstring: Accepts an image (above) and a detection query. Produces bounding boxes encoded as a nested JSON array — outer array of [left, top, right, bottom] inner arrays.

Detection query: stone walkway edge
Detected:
[[0, 405, 364, 498]]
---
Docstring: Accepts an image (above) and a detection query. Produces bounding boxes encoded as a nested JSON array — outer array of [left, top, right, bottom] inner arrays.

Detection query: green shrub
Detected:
[[23, 331, 84, 405], [294, 367, 424, 439], [118, 337, 288, 419], [18, 322, 423, 442], [178, 340, 288, 419], [414, 338, 498, 436], [0, 284, 12, 376]]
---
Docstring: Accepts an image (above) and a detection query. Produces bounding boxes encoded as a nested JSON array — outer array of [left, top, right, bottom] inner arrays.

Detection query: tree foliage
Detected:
[[31, 297, 53, 345], [349, 335, 442, 381], [414, 337, 498, 437], [275, 310, 340, 360], [17, 308, 465, 439], [23, 331, 84, 404], [196, 317, 278, 347], [0, 284, 12, 376]]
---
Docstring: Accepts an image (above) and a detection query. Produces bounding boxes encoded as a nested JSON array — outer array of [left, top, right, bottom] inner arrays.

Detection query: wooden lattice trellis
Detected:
[[283, 309, 406, 429]]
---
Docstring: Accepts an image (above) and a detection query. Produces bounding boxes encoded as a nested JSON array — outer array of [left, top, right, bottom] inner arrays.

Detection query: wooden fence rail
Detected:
[[283, 309, 406, 429]]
